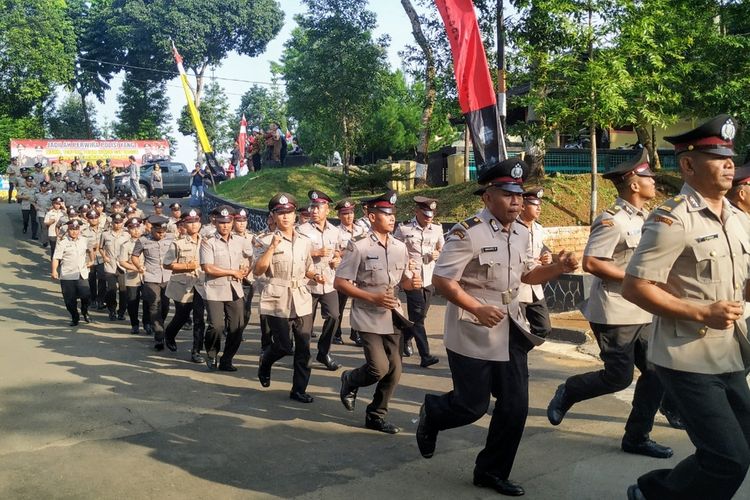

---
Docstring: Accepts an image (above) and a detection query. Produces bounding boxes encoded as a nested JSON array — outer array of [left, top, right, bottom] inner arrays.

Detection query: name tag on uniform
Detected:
[[481, 246, 498, 253], [366, 255, 379, 260], [627, 229, 641, 236], [696, 234, 718, 243], [273, 250, 284, 255]]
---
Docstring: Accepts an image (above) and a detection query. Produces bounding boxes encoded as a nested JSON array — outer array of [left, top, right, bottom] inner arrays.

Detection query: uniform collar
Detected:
[[679, 184, 708, 212], [615, 197, 645, 217]]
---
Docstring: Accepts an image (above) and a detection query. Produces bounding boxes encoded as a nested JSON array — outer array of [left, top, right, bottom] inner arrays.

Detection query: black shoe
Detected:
[[349, 334, 364, 347], [42, 242, 48, 248], [258, 352, 271, 387], [69, 319, 79, 327], [627, 484, 646, 500], [165, 339, 177, 352], [340, 370, 358, 411], [31, 235, 39, 240], [108, 311, 117, 321], [130, 327, 139, 335], [660, 405, 687, 430], [22, 228, 27, 234], [181, 322, 192, 331], [290, 391, 314, 403], [316, 353, 341, 371], [218, 363, 238, 372], [190, 351, 205, 363], [416, 402, 438, 458], [154, 342, 165, 351], [402, 342, 413, 357], [547, 384, 572, 426], [82, 313, 91, 324], [96, 302, 107, 310], [622, 437, 673, 459], [473, 472, 525, 496], [117, 313, 126, 321], [365, 416, 401, 434], [206, 350, 218, 371], [332, 336, 344, 345], [420, 355, 439, 368]]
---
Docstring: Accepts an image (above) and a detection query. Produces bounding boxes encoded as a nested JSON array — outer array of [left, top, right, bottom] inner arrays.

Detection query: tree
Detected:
[[236, 82, 288, 131], [47, 93, 101, 139], [279, 0, 389, 175], [113, 78, 172, 140], [179, 81, 234, 153], [0, 0, 76, 117]]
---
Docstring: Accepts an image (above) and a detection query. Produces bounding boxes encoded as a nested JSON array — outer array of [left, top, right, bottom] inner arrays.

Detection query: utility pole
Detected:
[[496, 0, 508, 160], [588, 1, 598, 224]]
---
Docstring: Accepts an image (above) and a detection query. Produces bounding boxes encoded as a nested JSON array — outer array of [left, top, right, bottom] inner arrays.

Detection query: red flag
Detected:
[[238, 114, 247, 164], [436, 0, 500, 168]]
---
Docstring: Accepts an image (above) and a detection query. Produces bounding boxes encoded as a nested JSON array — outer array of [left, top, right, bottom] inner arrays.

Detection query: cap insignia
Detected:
[[279, 195, 288, 205], [429, 201, 437, 210], [220, 209, 229, 217], [311, 192, 319, 200], [511, 164, 524, 179], [721, 119, 736, 141], [389, 193, 397, 204]]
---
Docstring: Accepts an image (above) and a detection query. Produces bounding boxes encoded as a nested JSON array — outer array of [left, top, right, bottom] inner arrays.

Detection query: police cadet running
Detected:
[[622, 115, 750, 500]]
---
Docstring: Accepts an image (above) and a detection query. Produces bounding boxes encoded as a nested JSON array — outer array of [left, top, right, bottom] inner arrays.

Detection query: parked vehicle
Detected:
[[114, 161, 192, 198]]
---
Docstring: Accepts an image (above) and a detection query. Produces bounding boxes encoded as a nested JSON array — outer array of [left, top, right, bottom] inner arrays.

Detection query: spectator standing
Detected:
[[190, 162, 205, 207]]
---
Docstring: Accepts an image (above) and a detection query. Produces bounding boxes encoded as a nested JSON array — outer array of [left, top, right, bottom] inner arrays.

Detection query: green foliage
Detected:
[[279, 0, 389, 166], [0, 0, 76, 117], [0, 115, 44, 173], [178, 81, 233, 152], [347, 161, 411, 195], [113, 79, 172, 140], [47, 93, 101, 139], [236, 82, 288, 131]]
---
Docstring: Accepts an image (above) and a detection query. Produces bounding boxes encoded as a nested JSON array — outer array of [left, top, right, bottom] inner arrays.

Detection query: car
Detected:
[[114, 161, 193, 198]]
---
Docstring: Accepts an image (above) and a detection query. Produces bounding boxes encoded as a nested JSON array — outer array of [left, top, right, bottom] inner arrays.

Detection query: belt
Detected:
[[268, 277, 307, 289]]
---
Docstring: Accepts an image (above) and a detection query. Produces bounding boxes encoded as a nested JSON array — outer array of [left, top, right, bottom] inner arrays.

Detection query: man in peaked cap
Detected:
[[297, 189, 344, 371], [622, 114, 750, 500], [336, 190, 423, 433], [44, 196, 66, 258], [726, 162, 750, 225], [17, 175, 39, 238], [131, 215, 173, 349], [394, 196, 444, 367], [201, 205, 253, 371], [333, 198, 365, 346], [416, 158, 579, 495], [52, 219, 93, 326], [548, 149, 674, 461], [254, 193, 318, 401], [99, 212, 129, 321], [515, 186, 553, 340], [232, 208, 257, 335]]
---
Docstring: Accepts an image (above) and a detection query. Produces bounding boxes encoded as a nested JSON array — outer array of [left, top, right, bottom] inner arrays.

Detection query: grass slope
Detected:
[[216, 166, 682, 227]]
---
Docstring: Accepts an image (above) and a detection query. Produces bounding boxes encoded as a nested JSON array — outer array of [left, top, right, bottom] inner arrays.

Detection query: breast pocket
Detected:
[[478, 251, 505, 281], [692, 243, 725, 284], [364, 258, 384, 283]]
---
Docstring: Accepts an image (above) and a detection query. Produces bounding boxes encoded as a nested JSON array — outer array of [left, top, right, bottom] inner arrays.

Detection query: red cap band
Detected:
[[675, 137, 733, 153]]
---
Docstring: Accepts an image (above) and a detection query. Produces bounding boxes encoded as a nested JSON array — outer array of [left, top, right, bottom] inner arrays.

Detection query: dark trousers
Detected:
[[638, 366, 750, 500], [205, 292, 244, 365], [8, 182, 14, 202], [261, 314, 313, 393], [165, 292, 205, 353], [37, 216, 48, 245], [403, 286, 434, 358], [143, 282, 169, 342], [22, 206, 38, 236], [60, 278, 90, 322], [49, 238, 57, 259], [105, 272, 127, 315], [126, 285, 142, 328], [522, 294, 552, 338], [334, 291, 349, 339], [311, 291, 339, 357], [348, 331, 402, 419], [88, 263, 106, 305], [242, 284, 254, 329], [424, 323, 533, 479], [564, 323, 663, 440]]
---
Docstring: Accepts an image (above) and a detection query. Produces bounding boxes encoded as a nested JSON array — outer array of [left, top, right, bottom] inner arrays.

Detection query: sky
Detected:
[[91, 0, 426, 167]]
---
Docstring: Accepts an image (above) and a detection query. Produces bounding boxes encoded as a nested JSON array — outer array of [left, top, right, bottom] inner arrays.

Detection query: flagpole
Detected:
[[496, 0, 508, 160]]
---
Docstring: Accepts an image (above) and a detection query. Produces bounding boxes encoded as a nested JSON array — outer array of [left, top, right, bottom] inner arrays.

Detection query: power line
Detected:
[[77, 70, 250, 98], [77, 57, 280, 87]]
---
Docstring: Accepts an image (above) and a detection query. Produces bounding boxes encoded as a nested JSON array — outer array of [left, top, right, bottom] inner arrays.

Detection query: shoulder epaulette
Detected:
[[352, 233, 368, 242], [656, 195, 686, 213], [460, 216, 482, 230], [605, 205, 622, 216]]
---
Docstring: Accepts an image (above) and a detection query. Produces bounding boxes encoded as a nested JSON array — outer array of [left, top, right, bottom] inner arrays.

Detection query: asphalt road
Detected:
[[0, 202, 747, 499]]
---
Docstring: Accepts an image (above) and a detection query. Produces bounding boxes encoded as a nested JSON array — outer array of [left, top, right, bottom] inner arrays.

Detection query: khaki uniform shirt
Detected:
[[81, 225, 104, 264], [132, 235, 173, 284], [64, 191, 83, 209], [118, 237, 142, 287], [394, 218, 445, 287], [255, 231, 314, 317], [78, 175, 94, 191], [50, 180, 67, 193], [7, 164, 17, 184], [583, 198, 652, 325], [336, 231, 410, 335], [515, 218, 548, 303], [32, 171, 46, 185], [200, 232, 253, 301], [64, 170, 80, 184], [338, 223, 364, 249], [626, 184, 750, 374], [164, 235, 204, 302], [16, 185, 36, 210], [90, 183, 108, 200], [252, 232, 271, 296], [297, 221, 342, 295], [44, 209, 65, 239], [166, 217, 179, 237], [354, 216, 371, 232], [53, 235, 90, 280], [433, 208, 542, 362], [100, 229, 130, 274], [233, 230, 256, 285], [33, 190, 54, 217]]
